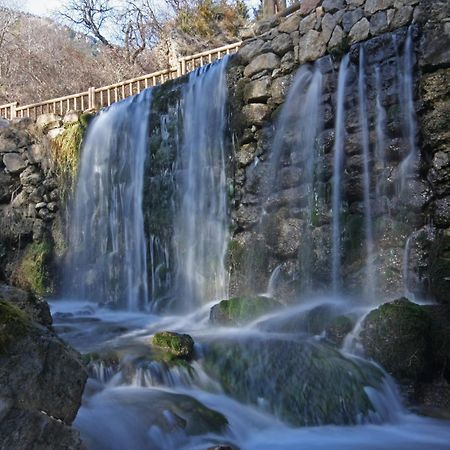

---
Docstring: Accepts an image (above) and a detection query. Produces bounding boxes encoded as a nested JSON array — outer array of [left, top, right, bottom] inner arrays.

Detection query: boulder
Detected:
[[0, 407, 85, 450], [360, 298, 432, 381], [298, 30, 326, 64], [203, 336, 385, 426], [210, 295, 281, 325], [152, 331, 194, 360]]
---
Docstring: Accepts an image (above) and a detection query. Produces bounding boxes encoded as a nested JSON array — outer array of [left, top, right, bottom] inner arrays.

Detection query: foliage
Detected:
[[11, 241, 52, 296], [176, 0, 248, 38], [51, 114, 92, 201], [0, 300, 30, 354]]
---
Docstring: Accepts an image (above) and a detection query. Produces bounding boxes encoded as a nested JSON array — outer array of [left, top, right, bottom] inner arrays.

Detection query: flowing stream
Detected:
[[55, 33, 450, 450]]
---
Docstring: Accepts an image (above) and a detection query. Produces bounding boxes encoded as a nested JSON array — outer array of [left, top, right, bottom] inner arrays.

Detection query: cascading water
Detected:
[[50, 26, 450, 450], [66, 89, 152, 310], [331, 55, 349, 294], [266, 62, 323, 293], [358, 47, 376, 300], [172, 59, 230, 310]]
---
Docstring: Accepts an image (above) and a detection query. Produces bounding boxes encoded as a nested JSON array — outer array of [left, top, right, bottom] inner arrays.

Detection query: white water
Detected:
[[66, 90, 152, 310], [331, 55, 349, 294], [358, 48, 376, 300], [173, 59, 230, 310], [50, 299, 450, 450]]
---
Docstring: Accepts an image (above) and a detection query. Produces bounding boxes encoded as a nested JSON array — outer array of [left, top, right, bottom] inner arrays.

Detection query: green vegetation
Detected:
[[51, 114, 93, 201], [152, 331, 195, 360], [11, 241, 52, 296], [0, 301, 30, 354], [177, 0, 248, 38], [210, 295, 281, 325], [361, 298, 433, 381]]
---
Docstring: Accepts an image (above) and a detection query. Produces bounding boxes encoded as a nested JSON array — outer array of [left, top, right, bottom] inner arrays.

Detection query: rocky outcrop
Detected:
[[152, 331, 195, 360], [361, 298, 450, 416], [210, 295, 281, 325], [226, 0, 450, 303], [203, 336, 386, 426], [0, 284, 87, 449]]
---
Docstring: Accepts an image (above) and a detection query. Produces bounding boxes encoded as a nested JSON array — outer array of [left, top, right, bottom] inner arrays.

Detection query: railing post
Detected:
[[88, 87, 96, 110], [181, 58, 186, 76], [10, 102, 17, 119]]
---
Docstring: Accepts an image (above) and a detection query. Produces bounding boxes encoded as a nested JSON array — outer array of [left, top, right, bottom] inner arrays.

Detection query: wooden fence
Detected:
[[0, 41, 241, 120]]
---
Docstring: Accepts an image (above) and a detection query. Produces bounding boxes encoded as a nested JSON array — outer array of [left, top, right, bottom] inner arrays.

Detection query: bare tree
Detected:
[[60, 0, 114, 47]]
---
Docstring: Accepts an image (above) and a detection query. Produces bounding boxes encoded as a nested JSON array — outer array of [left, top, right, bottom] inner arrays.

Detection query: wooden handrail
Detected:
[[0, 41, 242, 120]]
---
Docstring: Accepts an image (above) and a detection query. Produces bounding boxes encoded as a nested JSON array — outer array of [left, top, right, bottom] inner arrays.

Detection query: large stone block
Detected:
[[3, 153, 27, 174], [243, 53, 280, 78], [298, 30, 327, 64]]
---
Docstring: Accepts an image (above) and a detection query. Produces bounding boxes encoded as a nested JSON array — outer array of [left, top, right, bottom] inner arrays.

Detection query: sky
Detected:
[[20, 0, 65, 16], [20, 0, 260, 18]]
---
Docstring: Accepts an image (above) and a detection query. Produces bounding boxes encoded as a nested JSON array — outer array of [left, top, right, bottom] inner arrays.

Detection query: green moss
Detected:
[[210, 295, 281, 325], [51, 115, 91, 201], [152, 331, 194, 360], [361, 298, 433, 381], [12, 241, 52, 296], [203, 337, 384, 426], [0, 301, 30, 354]]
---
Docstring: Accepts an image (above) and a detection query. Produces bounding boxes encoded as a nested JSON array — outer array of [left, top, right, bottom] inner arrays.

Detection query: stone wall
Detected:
[[227, 0, 450, 302], [0, 112, 82, 294]]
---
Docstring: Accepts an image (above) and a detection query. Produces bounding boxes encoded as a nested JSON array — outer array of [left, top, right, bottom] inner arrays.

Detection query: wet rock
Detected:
[[20, 166, 43, 186], [152, 331, 194, 360], [242, 104, 271, 127], [244, 77, 271, 103], [210, 295, 281, 325], [370, 10, 389, 34], [325, 315, 355, 346], [3, 153, 27, 174], [271, 75, 293, 104], [361, 298, 432, 381], [328, 24, 344, 49], [203, 336, 385, 426], [0, 172, 18, 203]]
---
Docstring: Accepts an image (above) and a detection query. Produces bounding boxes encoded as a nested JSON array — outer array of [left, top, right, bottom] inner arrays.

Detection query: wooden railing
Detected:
[[0, 41, 241, 120]]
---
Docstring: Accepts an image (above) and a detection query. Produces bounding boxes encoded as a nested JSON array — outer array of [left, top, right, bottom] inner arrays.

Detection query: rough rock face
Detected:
[[226, 0, 450, 304], [203, 336, 385, 426], [360, 298, 450, 415], [0, 284, 87, 449]]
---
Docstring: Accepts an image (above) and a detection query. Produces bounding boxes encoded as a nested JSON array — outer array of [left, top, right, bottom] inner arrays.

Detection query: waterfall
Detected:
[[375, 65, 387, 208], [66, 89, 152, 310], [172, 59, 230, 309], [268, 63, 323, 293], [331, 55, 349, 294], [396, 28, 417, 194], [358, 48, 376, 300]]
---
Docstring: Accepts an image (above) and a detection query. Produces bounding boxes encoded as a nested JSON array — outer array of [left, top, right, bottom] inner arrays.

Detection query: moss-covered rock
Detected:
[[325, 315, 355, 347], [210, 295, 281, 325], [203, 336, 385, 426], [0, 300, 30, 354], [360, 298, 433, 381], [152, 331, 194, 360], [11, 240, 52, 296]]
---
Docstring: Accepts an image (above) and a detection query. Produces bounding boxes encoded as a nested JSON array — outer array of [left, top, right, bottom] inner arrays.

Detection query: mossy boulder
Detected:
[[152, 331, 194, 360], [203, 336, 385, 426], [326, 315, 355, 347], [210, 295, 281, 325], [360, 298, 433, 382], [0, 300, 30, 354]]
